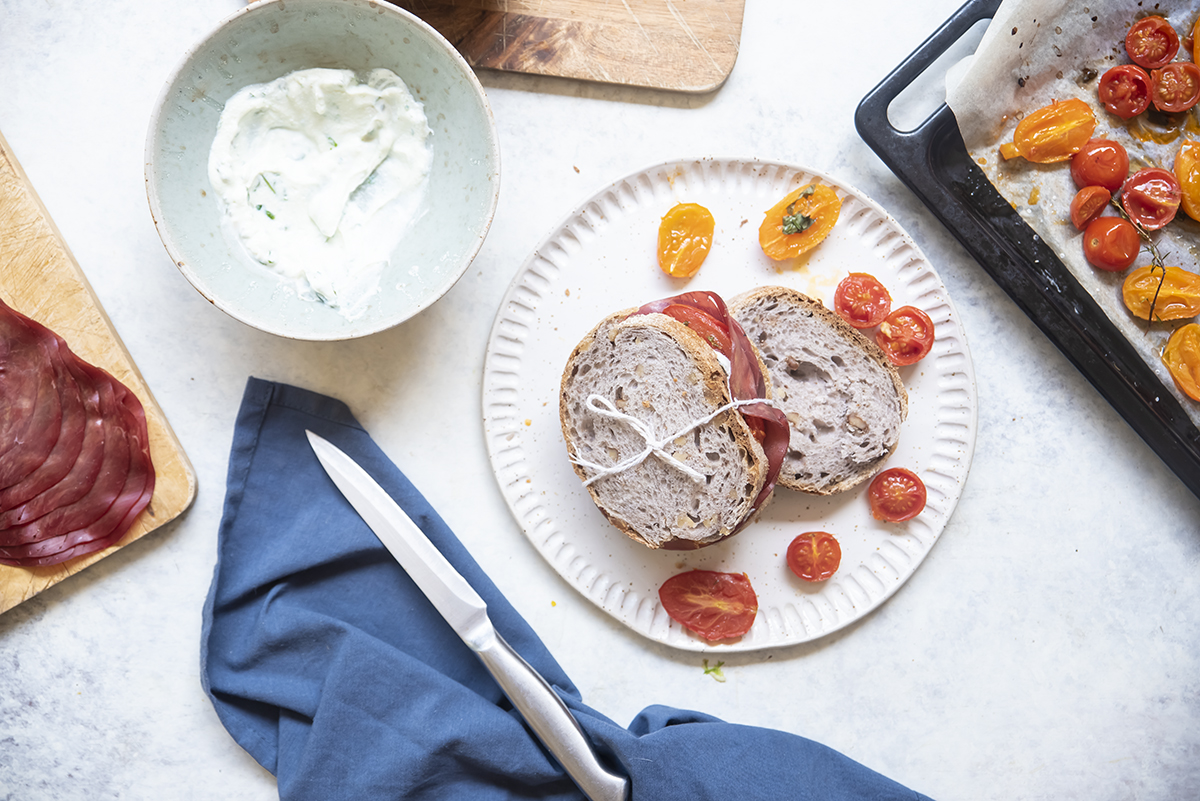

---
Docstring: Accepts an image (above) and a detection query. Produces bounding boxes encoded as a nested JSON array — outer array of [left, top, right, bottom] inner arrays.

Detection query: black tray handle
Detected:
[[854, 0, 1000, 149]]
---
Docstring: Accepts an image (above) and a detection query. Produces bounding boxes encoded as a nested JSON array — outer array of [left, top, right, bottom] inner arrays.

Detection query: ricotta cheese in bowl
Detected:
[[208, 68, 432, 321], [146, 0, 500, 341]]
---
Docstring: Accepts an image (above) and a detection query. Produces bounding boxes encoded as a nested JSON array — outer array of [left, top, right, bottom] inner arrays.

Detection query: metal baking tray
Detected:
[[855, 0, 1200, 501]]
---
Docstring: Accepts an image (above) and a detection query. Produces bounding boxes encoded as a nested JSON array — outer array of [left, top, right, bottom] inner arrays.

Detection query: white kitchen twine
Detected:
[[570, 392, 777, 486]]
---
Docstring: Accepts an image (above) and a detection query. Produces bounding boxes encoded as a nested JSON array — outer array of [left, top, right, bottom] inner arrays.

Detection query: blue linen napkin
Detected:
[[201, 378, 934, 801]]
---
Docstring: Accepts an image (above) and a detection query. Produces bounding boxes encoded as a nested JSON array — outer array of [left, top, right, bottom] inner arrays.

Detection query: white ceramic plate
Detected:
[[482, 158, 977, 652]]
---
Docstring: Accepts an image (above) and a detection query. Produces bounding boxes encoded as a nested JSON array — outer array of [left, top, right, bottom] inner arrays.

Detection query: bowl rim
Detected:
[[143, 0, 501, 341]]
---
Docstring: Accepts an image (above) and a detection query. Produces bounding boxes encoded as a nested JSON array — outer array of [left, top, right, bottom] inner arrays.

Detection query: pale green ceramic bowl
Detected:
[[146, 0, 499, 340]]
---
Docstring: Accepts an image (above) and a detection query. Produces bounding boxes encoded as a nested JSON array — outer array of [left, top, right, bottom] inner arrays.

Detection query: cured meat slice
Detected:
[[0, 376, 129, 544], [0, 298, 155, 567], [0, 334, 87, 508], [0, 373, 114, 532], [0, 314, 64, 487]]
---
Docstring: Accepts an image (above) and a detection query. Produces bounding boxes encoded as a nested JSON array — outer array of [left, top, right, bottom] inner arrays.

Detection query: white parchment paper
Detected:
[[945, 0, 1200, 428]]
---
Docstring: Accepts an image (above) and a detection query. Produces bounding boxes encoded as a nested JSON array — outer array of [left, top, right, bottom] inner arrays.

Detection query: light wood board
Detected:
[[391, 0, 746, 93], [0, 128, 196, 615]]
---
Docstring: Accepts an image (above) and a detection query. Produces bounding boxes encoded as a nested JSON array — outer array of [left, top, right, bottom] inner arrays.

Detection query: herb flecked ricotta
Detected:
[[207, 67, 432, 319]]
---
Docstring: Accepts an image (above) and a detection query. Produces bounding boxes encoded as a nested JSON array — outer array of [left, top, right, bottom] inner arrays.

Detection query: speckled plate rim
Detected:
[[482, 156, 978, 652]]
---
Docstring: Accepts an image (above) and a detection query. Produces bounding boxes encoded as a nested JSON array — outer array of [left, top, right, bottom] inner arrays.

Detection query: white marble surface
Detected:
[[1, 1, 1198, 799]]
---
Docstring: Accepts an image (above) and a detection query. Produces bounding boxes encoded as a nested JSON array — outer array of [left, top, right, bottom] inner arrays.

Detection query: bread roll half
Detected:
[[559, 310, 771, 550], [729, 286, 908, 495]]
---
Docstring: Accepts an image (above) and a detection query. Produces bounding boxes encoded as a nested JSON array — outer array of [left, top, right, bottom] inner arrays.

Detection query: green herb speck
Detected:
[[702, 659, 726, 683]]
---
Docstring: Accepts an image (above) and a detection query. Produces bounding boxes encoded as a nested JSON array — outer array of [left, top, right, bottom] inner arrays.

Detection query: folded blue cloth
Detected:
[[202, 378, 934, 801]]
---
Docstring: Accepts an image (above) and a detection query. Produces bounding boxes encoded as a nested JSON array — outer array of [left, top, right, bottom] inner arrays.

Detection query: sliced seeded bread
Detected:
[[559, 310, 770, 550], [728, 286, 907, 495]]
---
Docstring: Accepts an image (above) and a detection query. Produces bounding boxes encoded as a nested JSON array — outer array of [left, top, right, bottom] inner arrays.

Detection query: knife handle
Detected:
[[473, 630, 630, 801]]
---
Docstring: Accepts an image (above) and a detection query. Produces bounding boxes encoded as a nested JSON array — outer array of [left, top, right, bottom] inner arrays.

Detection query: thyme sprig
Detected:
[[1109, 197, 1168, 329]]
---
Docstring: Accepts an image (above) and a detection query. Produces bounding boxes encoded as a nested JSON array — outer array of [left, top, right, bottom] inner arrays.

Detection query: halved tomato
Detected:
[[833, 273, 892, 329], [1122, 265, 1200, 321], [660, 303, 732, 357], [1098, 64, 1153, 119], [1126, 15, 1180, 70], [658, 570, 758, 641], [1174, 138, 1200, 222], [868, 468, 927, 523], [1151, 62, 1200, 113], [1071, 139, 1130, 192], [1082, 216, 1140, 272], [658, 202, 715, 278], [876, 306, 935, 366], [1122, 167, 1182, 230], [786, 532, 842, 582], [1163, 323, 1200, 401], [1070, 185, 1112, 230], [999, 98, 1096, 162], [758, 183, 841, 261]]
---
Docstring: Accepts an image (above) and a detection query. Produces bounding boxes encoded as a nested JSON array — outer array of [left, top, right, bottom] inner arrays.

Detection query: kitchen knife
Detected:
[[305, 431, 629, 801]]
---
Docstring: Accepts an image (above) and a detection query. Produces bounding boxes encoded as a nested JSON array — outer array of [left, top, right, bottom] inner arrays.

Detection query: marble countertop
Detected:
[[2, 1, 1198, 798]]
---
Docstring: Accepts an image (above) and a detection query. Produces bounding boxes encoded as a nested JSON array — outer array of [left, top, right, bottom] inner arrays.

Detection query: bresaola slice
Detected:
[[0, 298, 155, 568]]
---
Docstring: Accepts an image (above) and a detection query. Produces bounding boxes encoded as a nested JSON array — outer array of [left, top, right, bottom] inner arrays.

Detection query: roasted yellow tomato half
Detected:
[[1163, 323, 1200, 401], [758, 183, 841, 261], [657, 202, 715, 278], [1173, 138, 1200, 223], [1122, 265, 1200, 321], [999, 98, 1097, 163]]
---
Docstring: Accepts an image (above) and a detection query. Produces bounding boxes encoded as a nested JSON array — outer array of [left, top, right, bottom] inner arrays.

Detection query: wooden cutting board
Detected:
[[392, 0, 745, 93], [0, 128, 196, 615]]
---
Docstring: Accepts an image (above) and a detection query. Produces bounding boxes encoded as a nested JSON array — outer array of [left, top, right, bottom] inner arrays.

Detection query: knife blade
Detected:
[[305, 431, 629, 801]]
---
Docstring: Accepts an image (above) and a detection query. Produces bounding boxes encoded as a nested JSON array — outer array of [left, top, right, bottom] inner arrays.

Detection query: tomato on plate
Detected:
[[786, 532, 842, 582], [1098, 64, 1153, 119], [833, 273, 892, 329], [1122, 167, 1182, 230], [1082, 216, 1140, 272], [1174, 138, 1200, 222], [1151, 62, 1200, 113], [658, 570, 758, 641], [999, 98, 1096, 163], [876, 306, 935, 366], [758, 183, 841, 261], [660, 303, 733, 357], [1163, 323, 1200, 401], [1122, 265, 1200, 321], [658, 202, 715, 278], [1071, 139, 1130, 192], [868, 468, 927, 523], [1126, 15, 1180, 70], [1070, 185, 1112, 230]]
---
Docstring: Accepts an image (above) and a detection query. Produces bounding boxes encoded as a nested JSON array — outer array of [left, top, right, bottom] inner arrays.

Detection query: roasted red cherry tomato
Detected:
[[999, 98, 1096, 163], [658, 203, 715, 278], [1122, 168, 1182, 231], [1126, 15, 1180, 70], [876, 306, 935, 366], [1071, 139, 1130, 192], [1070, 185, 1112, 230], [786, 532, 842, 582], [833, 273, 892, 329], [1098, 64, 1153, 119], [660, 303, 732, 358], [868, 468, 927, 523], [1163, 323, 1200, 401], [1082, 216, 1140, 272], [658, 570, 758, 641], [1151, 62, 1200, 113]]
